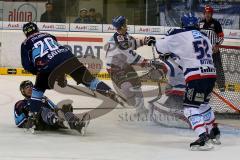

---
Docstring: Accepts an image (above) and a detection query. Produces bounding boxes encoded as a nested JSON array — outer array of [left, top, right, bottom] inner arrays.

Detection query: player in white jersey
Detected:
[[106, 16, 162, 115], [147, 13, 220, 151]]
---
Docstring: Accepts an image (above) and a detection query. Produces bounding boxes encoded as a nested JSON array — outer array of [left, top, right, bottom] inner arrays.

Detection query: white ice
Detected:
[[0, 75, 240, 160]]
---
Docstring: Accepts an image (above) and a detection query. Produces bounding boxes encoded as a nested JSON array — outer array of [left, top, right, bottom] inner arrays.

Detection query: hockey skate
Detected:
[[68, 112, 90, 136], [52, 110, 69, 129], [190, 132, 214, 151], [209, 123, 221, 145], [55, 104, 73, 129]]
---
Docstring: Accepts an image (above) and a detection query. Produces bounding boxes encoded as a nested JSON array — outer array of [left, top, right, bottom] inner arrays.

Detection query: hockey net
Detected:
[[210, 45, 240, 119]]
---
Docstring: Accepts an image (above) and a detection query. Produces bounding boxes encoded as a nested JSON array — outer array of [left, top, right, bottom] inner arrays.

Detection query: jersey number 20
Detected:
[[193, 39, 210, 60], [34, 37, 59, 57]]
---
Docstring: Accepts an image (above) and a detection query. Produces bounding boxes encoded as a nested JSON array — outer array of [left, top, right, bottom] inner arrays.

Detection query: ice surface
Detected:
[[0, 76, 240, 160]]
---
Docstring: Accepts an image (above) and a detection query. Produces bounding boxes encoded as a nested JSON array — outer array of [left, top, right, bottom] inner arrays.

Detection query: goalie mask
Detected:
[[20, 80, 33, 98]]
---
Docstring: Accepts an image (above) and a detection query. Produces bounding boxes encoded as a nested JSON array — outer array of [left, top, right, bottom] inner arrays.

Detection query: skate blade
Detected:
[[80, 126, 86, 136], [24, 125, 36, 134], [190, 144, 214, 151], [211, 139, 221, 145]]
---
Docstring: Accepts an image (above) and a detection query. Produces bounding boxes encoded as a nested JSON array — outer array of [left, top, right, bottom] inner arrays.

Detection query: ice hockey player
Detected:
[[199, 5, 225, 91], [150, 43, 221, 140], [14, 80, 88, 133], [146, 13, 220, 151], [106, 16, 164, 115], [21, 22, 114, 132]]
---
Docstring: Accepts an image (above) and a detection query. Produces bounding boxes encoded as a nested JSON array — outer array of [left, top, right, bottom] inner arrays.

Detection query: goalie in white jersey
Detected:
[[147, 13, 220, 151]]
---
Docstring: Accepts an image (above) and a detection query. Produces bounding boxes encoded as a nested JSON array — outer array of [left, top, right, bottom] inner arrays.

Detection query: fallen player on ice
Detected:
[[14, 80, 90, 135]]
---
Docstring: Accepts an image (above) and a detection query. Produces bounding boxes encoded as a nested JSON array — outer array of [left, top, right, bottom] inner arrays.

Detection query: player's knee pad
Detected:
[[184, 107, 206, 135]]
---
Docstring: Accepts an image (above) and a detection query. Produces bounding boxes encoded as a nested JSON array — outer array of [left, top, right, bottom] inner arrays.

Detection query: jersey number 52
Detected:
[[193, 39, 211, 60]]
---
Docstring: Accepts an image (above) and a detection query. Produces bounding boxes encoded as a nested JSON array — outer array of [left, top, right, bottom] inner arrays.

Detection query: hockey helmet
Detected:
[[20, 80, 33, 97], [204, 5, 214, 14], [112, 16, 127, 30], [181, 12, 198, 28], [22, 22, 39, 37]]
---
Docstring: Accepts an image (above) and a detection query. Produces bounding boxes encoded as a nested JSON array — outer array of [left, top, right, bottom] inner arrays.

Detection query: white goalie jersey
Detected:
[[155, 28, 216, 82]]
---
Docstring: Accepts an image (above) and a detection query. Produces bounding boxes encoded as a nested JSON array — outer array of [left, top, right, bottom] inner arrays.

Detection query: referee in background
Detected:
[[199, 5, 225, 92]]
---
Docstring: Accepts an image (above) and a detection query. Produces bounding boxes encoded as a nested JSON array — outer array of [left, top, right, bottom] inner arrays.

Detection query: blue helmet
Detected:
[[181, 13, 198, 28], [112, 16, 126, 29]]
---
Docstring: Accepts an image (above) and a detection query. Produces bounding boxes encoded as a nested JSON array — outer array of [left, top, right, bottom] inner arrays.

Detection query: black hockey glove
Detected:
[[158, 53, 172, 61], [144, 36, 156, 46], [150, 60, 164, 69]]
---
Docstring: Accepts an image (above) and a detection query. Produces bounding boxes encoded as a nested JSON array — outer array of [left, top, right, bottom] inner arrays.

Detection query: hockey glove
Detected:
[[150, 60, 164, 69], [158, 53, 172, 61], [144, 36, 156, 46]]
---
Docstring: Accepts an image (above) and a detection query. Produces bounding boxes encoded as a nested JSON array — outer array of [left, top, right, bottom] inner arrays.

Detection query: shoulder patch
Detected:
[[15, 100, 26, 108]]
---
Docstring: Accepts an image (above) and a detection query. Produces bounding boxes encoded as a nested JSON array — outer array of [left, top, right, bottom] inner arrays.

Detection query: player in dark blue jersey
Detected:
[[14, 80, 87, 133], [21, 22, 114, 133]]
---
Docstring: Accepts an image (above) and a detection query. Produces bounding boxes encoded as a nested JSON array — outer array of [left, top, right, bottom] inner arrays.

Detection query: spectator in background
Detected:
[[40, 2, 64, 23], [95, 13, 104, 24], [74, 8, 90, 23], [89, 8, 96, 23]]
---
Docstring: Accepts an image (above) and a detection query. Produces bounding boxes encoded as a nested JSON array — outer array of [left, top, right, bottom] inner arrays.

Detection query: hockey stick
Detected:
[[67, 84, 130, 108], [151, 44, 162, 98], [67, 84, 96, 97], [73, 107, 126, 110], [167, 57, 240, 113]]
